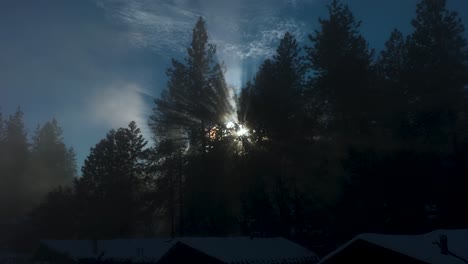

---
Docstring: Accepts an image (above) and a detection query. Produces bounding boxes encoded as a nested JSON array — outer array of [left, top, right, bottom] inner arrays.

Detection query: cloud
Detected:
[[85, 83, 153, 141], [93, 0, 316, 89], [215, 19, 308, 60], [97, 0, 200, 53], [95, 0, 311, 60]]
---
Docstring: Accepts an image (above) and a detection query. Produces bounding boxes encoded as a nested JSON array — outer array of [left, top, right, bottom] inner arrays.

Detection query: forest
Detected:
[[0, 0, 467, 255]]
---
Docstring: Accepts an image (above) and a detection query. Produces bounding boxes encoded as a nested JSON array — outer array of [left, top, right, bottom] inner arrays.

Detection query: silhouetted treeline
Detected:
[[0, 108, 77, 220], [151, 0, 468, 244], [2, 0, 468, 255], [0, 108, 77, 248]]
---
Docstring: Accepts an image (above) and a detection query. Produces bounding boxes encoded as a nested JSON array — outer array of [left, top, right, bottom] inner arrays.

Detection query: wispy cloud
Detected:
[[96, 0, 312, 60], [97, 0, 200, 53], [85, 82, 153, 141], [215, 19, 308, 60], [94, 0, 315, 89]]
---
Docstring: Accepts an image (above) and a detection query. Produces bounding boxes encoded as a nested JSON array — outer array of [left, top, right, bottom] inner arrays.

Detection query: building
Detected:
[[159, 237, 319, 264], [0, 249, 32, 264], [318, 229, 468, 264], [34, 238, 176, 263], [34, 237, 319, 264]]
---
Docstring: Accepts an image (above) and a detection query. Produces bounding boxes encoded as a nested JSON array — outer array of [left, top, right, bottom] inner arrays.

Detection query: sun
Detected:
[[207, 121, 250, 141], [226, 121, 235, 129], [235, 124, 249, 137]]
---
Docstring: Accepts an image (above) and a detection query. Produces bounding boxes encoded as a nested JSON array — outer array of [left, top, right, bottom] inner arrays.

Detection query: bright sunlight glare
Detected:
[[235, 124, 249, 137], [226, 121, 235, 129]]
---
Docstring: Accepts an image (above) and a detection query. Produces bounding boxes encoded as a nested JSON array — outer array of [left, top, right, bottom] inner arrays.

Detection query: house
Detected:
[[0, 249, 32, 263], [158, 237, 319, 264], [34, 237, 319, 264], [33, 238, 176, 263], [318, 229, 468, 264]]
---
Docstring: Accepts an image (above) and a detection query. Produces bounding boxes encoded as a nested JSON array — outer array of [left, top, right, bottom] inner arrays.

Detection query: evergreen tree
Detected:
[[0, 110, 4, 141], [303, 0, 379, 238], [0, 110, 79, 247], [238, 32, 308, 237], [0, 108, 30, 219], [149, 18, 237, 235], [374, 29, 411, 148], [75, 121, 148, 238], [150, 17, 234, 154], [30, 119, 77, 200], [305, 0, 374, 151], [406, 0, 467, 152], [405, 0, 468, 227], [244, 32, 305, 147], [241, 60, 274, 146], [240, 179, 276, 237], [152, 139, 185, 237], [31, 186, 77, 239], [376, 30, 408, 84], [0, 110, 5, 189], [0, 110, 5, 221]]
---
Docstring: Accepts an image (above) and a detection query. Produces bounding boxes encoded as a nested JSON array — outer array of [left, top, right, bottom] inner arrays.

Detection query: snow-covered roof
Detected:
[[41, 238, 176, 263], [41, 237, 319, 264], [0, 250, 31, 263], [179, 237, 319, 264], [319, 229, 468, 264]]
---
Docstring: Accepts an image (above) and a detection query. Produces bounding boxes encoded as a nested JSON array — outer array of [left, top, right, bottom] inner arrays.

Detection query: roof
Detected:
[[319, 229, 468, 264], [0, 250, 32, 263], [41, 238, 176, 263], [179, 237, 319, 264], [40, 237, 319, 264]]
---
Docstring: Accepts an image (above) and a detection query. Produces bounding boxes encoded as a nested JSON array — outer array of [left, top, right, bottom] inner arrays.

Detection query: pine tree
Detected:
[[404, 0, 468, 228], [150, 17, 233, 155], [0, 110, 4, 180], [245, 32, 305, 146], [0, 110, 4, 141], [406, 0, 468, 153], [0, 108, 30, 219], [31, 186, 76, 239], [304, 0, 378, 237], [30, 119, 77, 199], [151, 139, 186, 237], [376, 30, 408, 84], [374, 29, 411, 148], [305, 0, 373, 151], [238, 32, 307, 237], [75, 121, 148, 238], [0, 110, 5, 220], [149, 18, 237, 236], [241, 59, 275, 146]]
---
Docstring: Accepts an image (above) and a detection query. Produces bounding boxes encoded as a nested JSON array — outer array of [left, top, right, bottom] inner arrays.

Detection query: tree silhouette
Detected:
[[406, 0, 467, 153], [75, 121, 149, 238], [243, 32, 305, 147], [150, 17, 237, 236], [0, 108, 30, 220], [151, 139, 186, 237], [374, 29, 411, 149], [31, 186, 76, 239], [29, 119, 77, 200], [150, 17, 234, 155], [403, 0, 468, 227], [305, 0, 374, 151], [2, 0, 468, 254]]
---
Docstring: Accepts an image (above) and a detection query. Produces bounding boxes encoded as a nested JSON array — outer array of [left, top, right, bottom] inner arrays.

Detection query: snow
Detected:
[[179, 237, 319, 264], [0, 250, 31, 263], [318, 229, 468, 264], [41, 238, 176, 263], [41, 237, 319, 264]]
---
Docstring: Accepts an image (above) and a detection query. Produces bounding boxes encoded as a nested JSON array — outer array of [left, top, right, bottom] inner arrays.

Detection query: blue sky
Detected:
[[1, 0, 467, 171]]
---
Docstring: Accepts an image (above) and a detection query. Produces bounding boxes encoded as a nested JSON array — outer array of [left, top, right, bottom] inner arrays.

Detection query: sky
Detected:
[[1, 0, 467, 171]]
